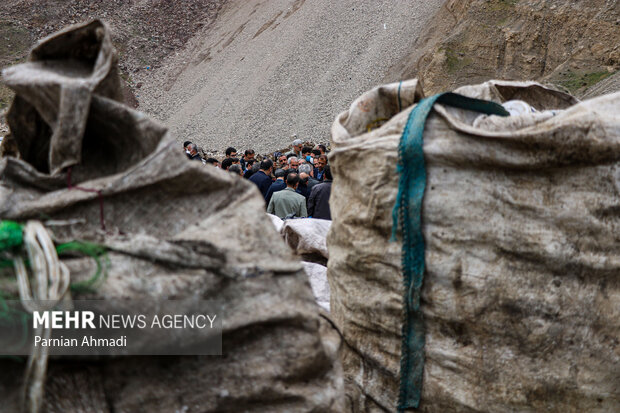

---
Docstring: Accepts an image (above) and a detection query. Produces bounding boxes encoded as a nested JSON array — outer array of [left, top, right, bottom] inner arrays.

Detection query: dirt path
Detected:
[[139, 0, 444, 153]]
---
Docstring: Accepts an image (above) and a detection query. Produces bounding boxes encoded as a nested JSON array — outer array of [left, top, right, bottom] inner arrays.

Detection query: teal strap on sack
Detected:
[[392, 92, 509, 411]]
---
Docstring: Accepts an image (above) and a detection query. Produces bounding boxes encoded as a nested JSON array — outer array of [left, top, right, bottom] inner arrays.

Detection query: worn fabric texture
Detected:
[[328, 78, 620, 412], [302, 261, 330, 312], [267, 213, 284, 233], [0, 20, 343, 413], [280, 218, 331, 311], [2, 20, 124, 178], [281, 218, 331, 265]]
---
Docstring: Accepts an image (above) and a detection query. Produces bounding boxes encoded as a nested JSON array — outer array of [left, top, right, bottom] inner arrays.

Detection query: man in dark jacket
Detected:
[[314, 155, 328, 181], [249, 159, 273, 199], [296, 173, 311, 200], [265, 168, 287, 205], [299, 164, 320, 191], [186, 143, 204, 162], [240, 149, 255, 170], [308, 165, 332, 220], [243, 159, 256, 179]]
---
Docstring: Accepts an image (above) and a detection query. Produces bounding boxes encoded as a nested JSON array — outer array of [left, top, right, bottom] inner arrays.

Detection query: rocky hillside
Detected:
[[136, 0, 444, 153], [386, 0, 620, 98], [0, 0, 446, 151], [2, 0, 619, 149], [0, 0, 226, 110]]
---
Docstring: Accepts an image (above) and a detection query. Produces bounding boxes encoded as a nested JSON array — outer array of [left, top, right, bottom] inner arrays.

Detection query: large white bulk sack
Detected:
[[302, 261, 330, 312], [280, 218, 331, 312], [328, 78, 620, 412], [281, 218, 331, 263]]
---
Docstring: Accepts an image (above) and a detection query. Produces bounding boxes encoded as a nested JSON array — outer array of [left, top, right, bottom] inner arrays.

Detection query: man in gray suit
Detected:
[[267, 173, 308, 219]]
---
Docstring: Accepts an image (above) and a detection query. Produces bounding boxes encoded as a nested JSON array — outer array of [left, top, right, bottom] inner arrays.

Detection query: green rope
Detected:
[[0, 221, 108, 358], [0, 221, 108, 294], [0, 221, 24, 269], [392, 93, 509, 411], [0, 221, 23, 250]]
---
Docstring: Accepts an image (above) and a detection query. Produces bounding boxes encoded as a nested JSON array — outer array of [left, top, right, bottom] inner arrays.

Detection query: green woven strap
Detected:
[[392, 93, 508, 411]]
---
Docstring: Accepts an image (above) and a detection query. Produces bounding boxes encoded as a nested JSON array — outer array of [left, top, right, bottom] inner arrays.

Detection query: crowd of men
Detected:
[[183, 138, 332, 220]]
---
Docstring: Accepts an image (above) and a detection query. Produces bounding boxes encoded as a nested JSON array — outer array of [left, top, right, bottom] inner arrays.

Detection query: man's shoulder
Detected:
[[291, 189, 306, 201], [272, 188, 288, 199], [277, 187, 298, 196], [312, 181, 330, 193], [249, 170, 266, 181]]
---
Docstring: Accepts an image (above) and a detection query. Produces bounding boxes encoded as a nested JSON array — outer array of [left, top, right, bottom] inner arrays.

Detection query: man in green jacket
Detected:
[[267, 173, 308, 219]]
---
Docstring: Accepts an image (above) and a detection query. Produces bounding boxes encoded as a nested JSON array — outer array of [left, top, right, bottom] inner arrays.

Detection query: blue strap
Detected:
[[393, 92, 508, 411]]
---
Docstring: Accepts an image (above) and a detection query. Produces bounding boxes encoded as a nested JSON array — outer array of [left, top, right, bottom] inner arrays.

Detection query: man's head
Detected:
[[288, 156, 299, 170], [317, 144, 327, 155], [278, 154, 288, 167], [324, 164, 333, 181], [205, 157, 219, 166], [225, 147, 237, 158], [183, 141, 192, 150], [244, 149, 255, 161], [228, 164, 243, 176], [231, 157, 240, 165], [260, 159, 274, 174], [221, 158, 234, 171], [187, 143, 198, 156], [311, 149, 321, 158], [274, 168, 286, 180], [245, 159, 256, 170], [317, 154, 327, 170], [286, 172, 300, 189], [292, 138, 303, 153], [298, 163, 312, 175], [299, 172, 310, 184], [302, 146, 313, 156]]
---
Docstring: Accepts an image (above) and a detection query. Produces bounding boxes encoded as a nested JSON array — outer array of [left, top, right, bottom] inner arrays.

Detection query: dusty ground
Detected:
[[137, 0, 445, 154]]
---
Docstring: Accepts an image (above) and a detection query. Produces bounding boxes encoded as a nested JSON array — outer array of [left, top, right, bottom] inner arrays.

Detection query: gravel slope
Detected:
[[139, 0, 444, 153], [581, 71, 620, 100]]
